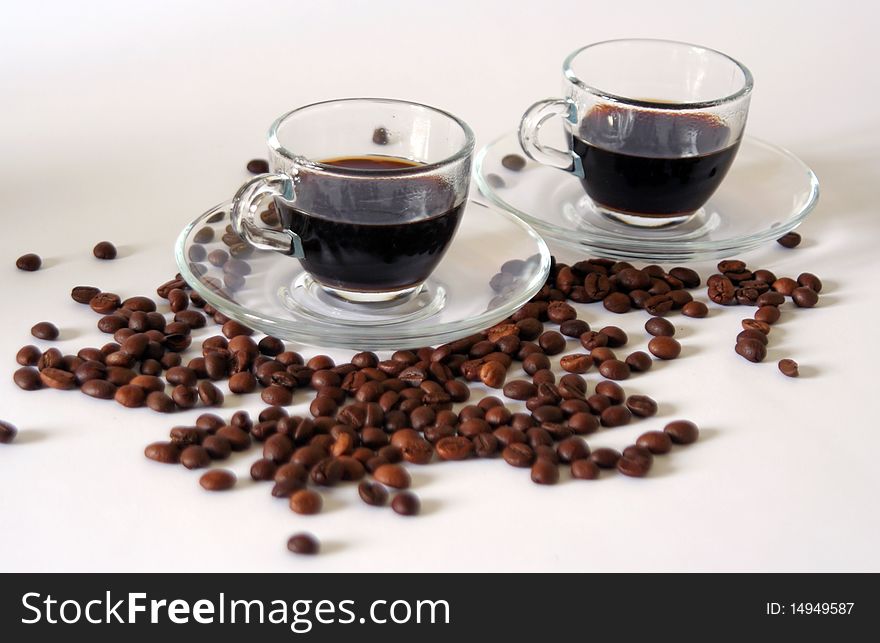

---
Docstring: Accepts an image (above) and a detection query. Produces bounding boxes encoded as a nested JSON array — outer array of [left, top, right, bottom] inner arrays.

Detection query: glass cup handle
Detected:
[[230, 172, 304, 257], [518, 98, 578, 172]]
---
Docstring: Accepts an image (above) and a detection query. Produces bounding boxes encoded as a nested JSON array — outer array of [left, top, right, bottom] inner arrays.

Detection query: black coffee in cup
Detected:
[[571, 105, 740, 217], [276, 156, 463, 293]]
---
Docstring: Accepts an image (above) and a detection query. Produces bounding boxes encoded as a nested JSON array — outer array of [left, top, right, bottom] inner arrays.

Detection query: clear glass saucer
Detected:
[[175, 200, 550, 349], [475, 132, 820, 262]]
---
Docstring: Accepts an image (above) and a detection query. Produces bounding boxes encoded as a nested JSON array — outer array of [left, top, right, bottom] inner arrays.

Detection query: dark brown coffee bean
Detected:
[[202, 435, 232, 460], [537, 331, 565, 355], [557, 353, 589, 374], [93, 241, 117, 260], [680, 301, 707, 318], [179, 445, 211, 470], [547, 301, 576, 324], [648, 336, 681, 360], [754, 305, 781, 324], [288, 489, 322, 515], [771, 277, 797, 296], [114, 383, 145, 407], [249, 458, 277, 482], [354, 479, 388, 507], [16, 253, 41, 271], [664, 420, 699, 444], [38, 367, 75, 390], [600, 405, 632, 427], [602, 292, 631, 314], [578, 331, 607, 351], [617, 446, 653, 477], [434, 436, 473, 461], [755, 291, 785, 307], [556, 436, 589, 463], [666, 266, 699, 288], [199, 469, 235, 491], [81, 379, 115, 399], [246, 158, 269, 174], [197, 381, 223, 407], [570, 458, 599, 480], [164, 365, 196, 387], [736, 337, 766, 362], [146, 391, 175, 413], [169, 385, 196, 409], [625, 351, 653, 373], [515, 318, 543, 341], [707, 274, 735, 305], [373, 463, 411, 489], [590, 447, 621, 468], [0, 421, 17, 444], [530, 459, 559, 485], [144, 441, 179, 464], [791, 286, 819, 308], [796, 272, 822, 293], [285, 532, 319, 555], [777, 231, 801, 248], [129, 374, 163, 393], [502, 443, 534, 468], [625, 395, 658, 418], [567, 412, 598, 435], [71, 286, 101, 304], [598, 359, 630, 381], [559, 319, 590, 338], [16, 345, 41, 366], [391, 491, 420, 516], [308, 457, 343, 486], [636, 431, 672, 454], [479, 360, 506, 388], [89, 292, 121, 314], [645, 317, 675, 337], [501, 153, 526, 171], [741, 318, 771, 335]]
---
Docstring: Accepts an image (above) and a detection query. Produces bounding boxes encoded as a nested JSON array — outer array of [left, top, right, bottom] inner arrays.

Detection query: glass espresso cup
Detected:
[[231, 98, 475, 303], [519, 39, 753, 227]]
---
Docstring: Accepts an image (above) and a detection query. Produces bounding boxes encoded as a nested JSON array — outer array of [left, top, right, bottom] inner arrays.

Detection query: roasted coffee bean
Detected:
[[435, 436, 474, 461], [197, 381, 224, 407], [558, 319, 590, 339], [442, 379, 469, 403], [502, 379, 537, 401], [16, 253, 41, 271], [741, 318, 771, 335], [121, 296, 156, 313], [579, 331, 608, 351], [37, 347, 63, 370], [502, 443, 534, 468], [515, 318, 543, 341], [592, 382, 621, 405], [772, 277, 798, 296], [81, 379, 116, 399], [617, 445, 653, 477], [180, 445, 211, 470], [648, 336, 681, 360], [522, 353, 550, 376], [792, 286, 819, 308], [642, 294, 673, 316], [169, 426, 207, 447], [598, 359, 630, 381], [567, 412, 598, 435], [213, 426, 250, 452], [664, 420, 699, 444], [175, 310, 206, 329], [130, 374, 164, 393], [755, 305, 781, 324], [589, 347, 616, 366], [246, 158, 269, 174], [571, 458, 600, 480], [286, 532, 319, 555], [735, 338, 767, 363], [777, 231, 802, 248], [204, 352, 229, 381], [756, 291, 785, 307], [586, 394, 611, 414], [228, 371, 257, 394], [666, 266, 699, 288], [146, 391, 175, 413], [590, 447, 621, 469], [600, 405, 632, 427], [89, 292, 121, 314], [479, 361, 506, 388], [778, 358, 799, 377], [601, 292, 630, 314], [556, 436, 589, 463], [38, 367, 76, 390], [250, 458, 277, 481], [391, 491, 420, 516], [645, 317, 675, 337], [165, 366, 197, 387], [538, 331, 566, 355], [16, 345, 41, 366], [547, 301, 577, 323], [114, 383, 146, 407], [260, 385, 292, 407], [288, 489, 323, 515], [202, 435, 232, 460], [625, 395, 658, 418], [354, 479, 389, 507], [707, 274, 735, 305], [737, 329, 768, 346], [196, 413, 227, 432], [797, 272, 822, 293], [372, 463, 411, 489], [71, 286, 101, 305], [144, 441, 180, 464], [501, 153, 526, 171], [559, 353, 591, 374], [0, 421, 17, 444], [93, 241, 117, 260], [636, 431, 672, 454], [681, 301, 708, 318], [625, 351, 653, 373], [530, 459, 559, 485], [171, 385, 198, 409], [199, 469, 236, 491], [310, 458, 344, 486]]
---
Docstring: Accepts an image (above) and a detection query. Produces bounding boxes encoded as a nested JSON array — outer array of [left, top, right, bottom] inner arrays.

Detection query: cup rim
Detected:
[[268, 97, 476, 175], [563, 38, 754, 111]]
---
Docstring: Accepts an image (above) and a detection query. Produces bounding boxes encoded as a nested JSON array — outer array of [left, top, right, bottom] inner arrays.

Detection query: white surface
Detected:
[[1, 0, 878, 572]]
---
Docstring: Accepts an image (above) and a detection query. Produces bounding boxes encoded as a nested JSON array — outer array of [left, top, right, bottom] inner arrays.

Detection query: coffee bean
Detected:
[[626, 395, 658, 418], [501, 154, 526, 171], [197, 381, 224, 407], [310, 458, 344, 486], [735, 338, 767, 362], [16, 345, 41, 366], [144, 441, 180, 464], [538, 331, 566, 355], [598, 359, 630, 381], [287, 532, 319, 555], [530, 459, 559, 485], [603, 292, 631, 314], [479, 360, 506, 388], [559, 319, 590, 338], [81, 379, 115, 399], [643, 294, 674, 316], [645, 317, 675, 337], [791, 286, 818, 308], [215, 426, 251, 451], [146, 391, 175, 413], [16, 253, 41, 271], [777, 232, 801, 248], [522, 353, 550, 376], [778, 358, 799, 377], [391, 491, 420, 516], [754, 305, 781, 324], [515, 318, 543, 340], [617, 445, 653, 477], [590, 447, 621, 469], [741, 319, 771, 335], [89, 292, 121, 314], [435, 436, 473, 461], [637, 431, 672, 454], [37, 367, 75, 390], [579, 331, 608, 351], [571, 458, 600, 480], [92, 241, 117, 260], [737, 329, 768, 345], [600, 405, 632, 427], [114, 384, 145, 407], [358, 480, 389, 506], [625, 351, 653, 373], [664, 420, 699, 444], [199, 469, 235, 491], [179, 445, 210, 470], [772, 277, 798, 296], [373, 463, 411, 489], [249, 458, 277, 481], [502, 443, 534, 467], [755, 291, 785, 307], [586, 395, 610, 416], [560, 353, 591, 374], [589, 347, 616, 366], [797, 272, 822, 293], [246, 159, 270, 174], [556, 436, 589, 463], [707, 274, 736, 305], [595, 380, 624, 404], [648, 336, 681, 360], [546, 301, 576, 324], [667, 267, 700, 288], [567, 412, 598, 435], [290, 489, 323, 514], [682, 301, 708, 318], [171, 385, 198, 409], [0, 421, 18, 444]]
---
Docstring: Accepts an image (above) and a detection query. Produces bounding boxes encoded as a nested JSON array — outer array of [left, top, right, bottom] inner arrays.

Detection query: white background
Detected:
[[1, 0, 878, 572]]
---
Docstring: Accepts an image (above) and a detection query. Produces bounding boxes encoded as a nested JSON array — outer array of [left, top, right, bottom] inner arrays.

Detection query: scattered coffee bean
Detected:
[[598, 359, 630, 381], [501, 154, 526, 171], [625, 351, 653, 373], [648, 336, 681, 360], [200, 469, 236, 491], [144, 441, 180, 464], [560, 353, 591, 374], [778, 358, 799, 377], [600, 405, 632, 427], [776, 232, 802, 248], [625, 395, 658, 418], [645, 317, 675, 337], [246, 159, 270, 174], [16, 345, 41, 366], [197, 381, 224, 407], [287, 532, 319, 555], [391, 491, 420, 516], [791, 286, 818, 308], [16, 253, 41, 271], [180, 445, 211, 469], [682, 300, 708, 318], [617, 445, 653, 477], [30, 321, 59, 341], [530, 458, 559, 485], [290, 489, 323, 514], [570, 458, 599, 480], [71, 286, 100, 304], [435, 436, 474, 461], [664, 420, 699, 444], [0, 421, 18, 444], [590, 447, 621, 469], [373, 463, 411, 489], [735, 338, 767, 363], [93, 241, 117, 260], [636, 431, 672, 454]]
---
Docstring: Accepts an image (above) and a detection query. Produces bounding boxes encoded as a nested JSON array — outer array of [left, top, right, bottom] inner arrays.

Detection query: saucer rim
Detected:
[[175, 199, 551, 349], [475, 132, 820, 259]]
